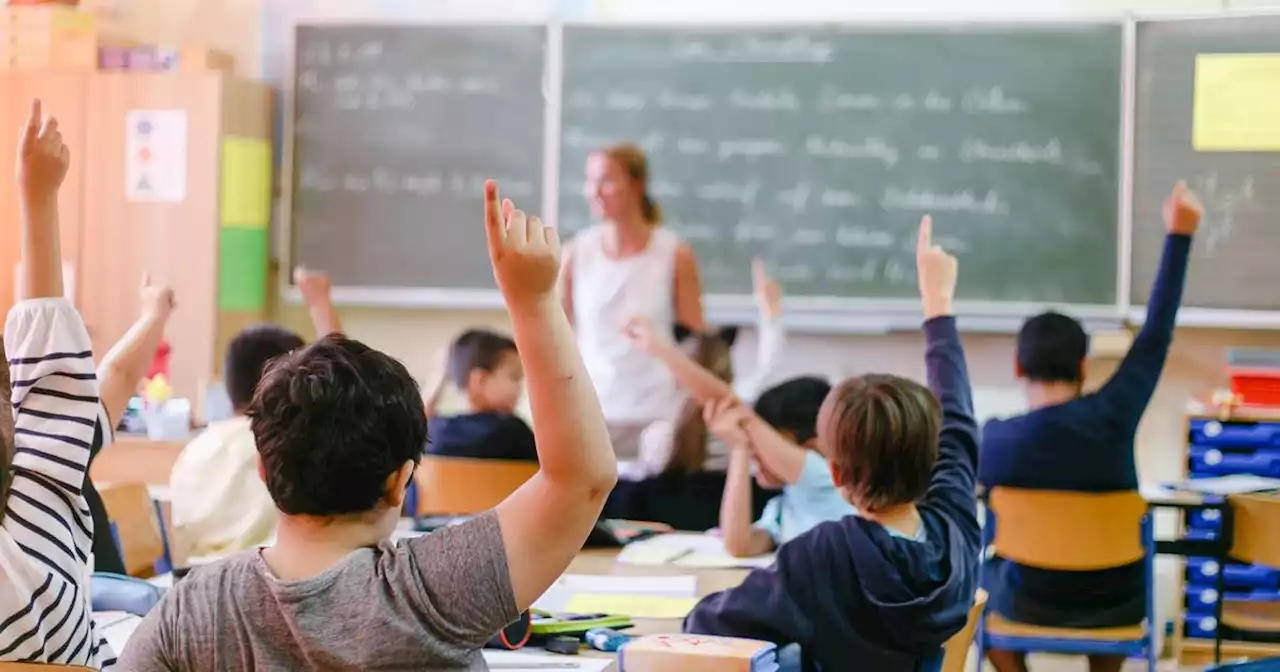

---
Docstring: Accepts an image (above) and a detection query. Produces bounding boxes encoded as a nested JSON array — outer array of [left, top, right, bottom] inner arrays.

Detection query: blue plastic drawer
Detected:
[[1186, 587, 1280, 614], [1185, 613, 1219, 639], [1189, 447, 1280, 478], [1190, 419, 1280, 448], [1186, 527, 1220, 542], [1187, 559, 1280, 589], [1188, 508, 1224, 531]]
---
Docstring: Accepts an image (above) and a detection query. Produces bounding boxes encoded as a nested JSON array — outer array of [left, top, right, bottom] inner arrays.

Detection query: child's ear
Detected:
[[466, 368, 487, 392], [718, 325, 739, 347], [386, 460, 416, 509]]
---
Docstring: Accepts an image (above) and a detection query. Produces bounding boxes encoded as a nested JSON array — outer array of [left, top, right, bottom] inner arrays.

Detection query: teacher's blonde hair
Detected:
[[600, 143, 661, 225]]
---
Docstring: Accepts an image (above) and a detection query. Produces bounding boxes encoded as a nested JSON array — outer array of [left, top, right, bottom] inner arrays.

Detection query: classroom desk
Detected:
[[91, 432, 189, 486]]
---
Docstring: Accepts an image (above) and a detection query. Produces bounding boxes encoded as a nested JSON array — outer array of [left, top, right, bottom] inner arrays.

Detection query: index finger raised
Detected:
[[916, 215, 933, 256], [483, 180, 504, 256]]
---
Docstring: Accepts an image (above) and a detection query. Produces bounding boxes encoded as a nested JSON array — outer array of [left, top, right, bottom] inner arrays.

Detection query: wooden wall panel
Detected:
[[81, 72, 221, 400]]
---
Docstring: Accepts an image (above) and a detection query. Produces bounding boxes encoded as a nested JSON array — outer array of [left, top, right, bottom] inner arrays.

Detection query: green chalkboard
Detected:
[[1133, 15, 1280, 312], [289, 24, 546, 290], [558, 23, 1124, 308]]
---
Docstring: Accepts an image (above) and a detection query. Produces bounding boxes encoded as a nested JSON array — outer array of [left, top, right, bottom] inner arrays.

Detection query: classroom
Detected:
[[3, 0, 1280, 670]]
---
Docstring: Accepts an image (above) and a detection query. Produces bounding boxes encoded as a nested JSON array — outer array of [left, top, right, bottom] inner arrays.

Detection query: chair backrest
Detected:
[[98, 482, 165, 578], [414, 456, 539, 516], [1230, 494, 1280, 569], [941, 588, 987, 672], [988, 488, 1147, 571]]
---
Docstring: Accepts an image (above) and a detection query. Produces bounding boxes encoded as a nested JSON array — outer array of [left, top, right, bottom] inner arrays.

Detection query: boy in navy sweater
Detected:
[[428, 329, 537, 461], [978, 183, 1201, 672], [685, 216, 981, 671]]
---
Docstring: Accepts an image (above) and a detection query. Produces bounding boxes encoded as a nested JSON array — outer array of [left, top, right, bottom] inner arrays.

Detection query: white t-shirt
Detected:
[[169, 416, 276, 559]]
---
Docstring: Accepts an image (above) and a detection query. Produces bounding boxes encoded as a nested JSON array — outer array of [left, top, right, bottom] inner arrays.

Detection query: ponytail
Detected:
[[641, 192, 662, 225]]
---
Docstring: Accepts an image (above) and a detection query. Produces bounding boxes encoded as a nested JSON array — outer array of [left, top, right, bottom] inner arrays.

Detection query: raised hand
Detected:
[[621, 315, 666, 355], [484, 180, 560, 308], [703, 396, 752, 451], [16, 99, 70, 201], [293, 266, 333, 306], [139, 273, 176, 321], [1163, 180, 1203, 236], [915, 215, 958, 320], [751, 257, 781, 320]]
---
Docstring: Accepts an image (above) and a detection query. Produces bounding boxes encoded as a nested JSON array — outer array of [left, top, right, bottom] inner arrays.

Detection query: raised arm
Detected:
[[733, 258, 787, 402], [1093, 183, 1200, 424], [916, 217, 979, 511], [486, 182, 617, 611], [705, 398, 775, 557], [623, 317, 733, 403], [5, 100, 98, 507], [97, 276, 175, 426], [557, 241, 575, 326], [295, 267, 342, 336]]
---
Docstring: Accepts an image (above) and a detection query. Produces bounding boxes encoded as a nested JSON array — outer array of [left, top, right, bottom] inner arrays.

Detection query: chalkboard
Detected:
[[557, 23, 1124, 308], [1132, 15, 1280, 312], [289, 24, 546, 290]]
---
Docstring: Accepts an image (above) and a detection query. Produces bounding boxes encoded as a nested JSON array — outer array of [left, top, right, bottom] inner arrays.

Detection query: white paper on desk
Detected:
[[557, 574, 697, 597], [483, 649, 613, 670], [94, 612, 141, 654], [617, 533, 775, 569], [1173, 475, 1280, 495]]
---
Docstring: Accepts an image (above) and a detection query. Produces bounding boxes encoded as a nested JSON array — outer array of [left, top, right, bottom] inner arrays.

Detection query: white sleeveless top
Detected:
[[571, 225, 682, 424]]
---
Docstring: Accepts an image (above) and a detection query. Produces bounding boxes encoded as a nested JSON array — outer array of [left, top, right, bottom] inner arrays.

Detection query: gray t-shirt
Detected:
[[118, 512, 519, 671]]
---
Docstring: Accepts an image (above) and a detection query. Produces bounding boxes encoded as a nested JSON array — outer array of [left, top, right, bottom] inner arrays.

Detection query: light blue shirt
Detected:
[[753, 451, 857, 545]]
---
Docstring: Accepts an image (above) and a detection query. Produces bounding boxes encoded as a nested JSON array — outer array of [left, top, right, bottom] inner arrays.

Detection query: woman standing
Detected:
[[559, 144, 704, 459]]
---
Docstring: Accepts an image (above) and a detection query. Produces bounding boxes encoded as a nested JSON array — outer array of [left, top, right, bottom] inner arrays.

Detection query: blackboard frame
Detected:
[[1128, 8, 1280, 330], [279, 16, 1132, 333]]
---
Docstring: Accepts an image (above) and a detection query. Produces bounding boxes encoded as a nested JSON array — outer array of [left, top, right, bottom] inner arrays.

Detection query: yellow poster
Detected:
[[1193, 54, 1280, 152], [220, 137, 273, 228]]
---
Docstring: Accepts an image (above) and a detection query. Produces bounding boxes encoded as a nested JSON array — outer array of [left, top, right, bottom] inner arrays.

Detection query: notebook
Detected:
[[617, 634, 779, 672]]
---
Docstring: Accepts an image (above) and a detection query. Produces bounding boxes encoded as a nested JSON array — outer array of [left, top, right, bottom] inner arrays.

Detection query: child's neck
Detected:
[[862, 503, 922, 539], [265, 514, 392, 581], [1024, 380, 1080, 410]]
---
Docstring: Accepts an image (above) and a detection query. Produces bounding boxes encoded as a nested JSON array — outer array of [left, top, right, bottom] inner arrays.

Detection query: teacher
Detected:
[[559, 143, 705, 459]]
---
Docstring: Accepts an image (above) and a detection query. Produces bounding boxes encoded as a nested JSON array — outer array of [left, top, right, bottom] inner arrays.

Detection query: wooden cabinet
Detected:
[[0, 71, 271, 403]]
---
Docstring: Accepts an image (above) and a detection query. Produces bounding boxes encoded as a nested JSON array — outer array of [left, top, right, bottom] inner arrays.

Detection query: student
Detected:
[[685, 216, 981, 671], [0, 99, 115, 667], [978, 183, 1201, 672], [426, 328, 537, 461], [83, 275, 177, 575], [167, 268, 334, 559], [604, 260, 785, 530], [119, 182, 617, 670], [705, 376, 856, 558]]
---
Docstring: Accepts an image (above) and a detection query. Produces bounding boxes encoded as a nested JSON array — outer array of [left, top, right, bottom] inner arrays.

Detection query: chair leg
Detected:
[[1146, 639, 1157, 672]]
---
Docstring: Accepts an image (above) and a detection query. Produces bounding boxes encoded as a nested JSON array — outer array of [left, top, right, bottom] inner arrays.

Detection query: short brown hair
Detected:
[[600, 143, 661, 224], [818, 374, 940, 512]]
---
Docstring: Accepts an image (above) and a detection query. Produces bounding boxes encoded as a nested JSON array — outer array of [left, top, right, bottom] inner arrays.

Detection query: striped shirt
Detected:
[[0, 298, 115, 669]]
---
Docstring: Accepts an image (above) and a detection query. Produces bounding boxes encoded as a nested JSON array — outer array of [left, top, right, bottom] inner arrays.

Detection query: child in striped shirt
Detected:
[[0, 99, 114, 669]]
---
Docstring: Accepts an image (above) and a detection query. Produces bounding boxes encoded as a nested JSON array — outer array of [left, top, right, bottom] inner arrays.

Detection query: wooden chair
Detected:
[[976, 488, 1156, 671], [98, 482, 166, 578], [413, 455, 539, 516], [941, 588, 988, 672], [1220, 494, 1280, 634]]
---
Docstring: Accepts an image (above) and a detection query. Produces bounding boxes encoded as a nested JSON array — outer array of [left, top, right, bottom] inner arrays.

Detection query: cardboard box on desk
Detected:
[[618, 634, 779, 672]]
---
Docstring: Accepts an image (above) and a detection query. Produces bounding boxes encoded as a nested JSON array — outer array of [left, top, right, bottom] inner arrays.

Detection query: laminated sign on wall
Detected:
[[125, 109, 188, 203]]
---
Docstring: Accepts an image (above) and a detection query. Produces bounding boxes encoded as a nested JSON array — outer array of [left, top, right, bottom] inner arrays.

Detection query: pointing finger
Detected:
[[483, 180, 505, 257], [917, 215, 932, 256], [507, 209, 528, 247], [21, 99, 41, 147]]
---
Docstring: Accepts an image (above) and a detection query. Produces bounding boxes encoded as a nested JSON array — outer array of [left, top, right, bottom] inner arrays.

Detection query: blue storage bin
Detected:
[[1188, 507, 1224, 531], [1186, 587, 1280, 614], [1190, 419, 1280, 448], [1185, 613, 1219, 639], [1189, 447, 1280, 478], [1187, 559, 1280, 589], [1186, 527, 1219, 542], [1186, 585, 1223, 613]]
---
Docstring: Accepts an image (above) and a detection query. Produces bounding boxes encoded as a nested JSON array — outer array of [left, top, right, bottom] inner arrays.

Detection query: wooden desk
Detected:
[[91, 432, 189, 486], [566, 549, 749, 636]]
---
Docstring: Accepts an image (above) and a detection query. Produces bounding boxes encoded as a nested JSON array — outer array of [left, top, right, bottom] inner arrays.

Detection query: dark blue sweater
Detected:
[[684, 317, 981, 671], [979, 234, 1191, 612], [427, 412, 538, 462]]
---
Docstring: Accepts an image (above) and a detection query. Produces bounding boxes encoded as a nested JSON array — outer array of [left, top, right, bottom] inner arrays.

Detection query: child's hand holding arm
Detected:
[[708, 398, 775, 558]]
